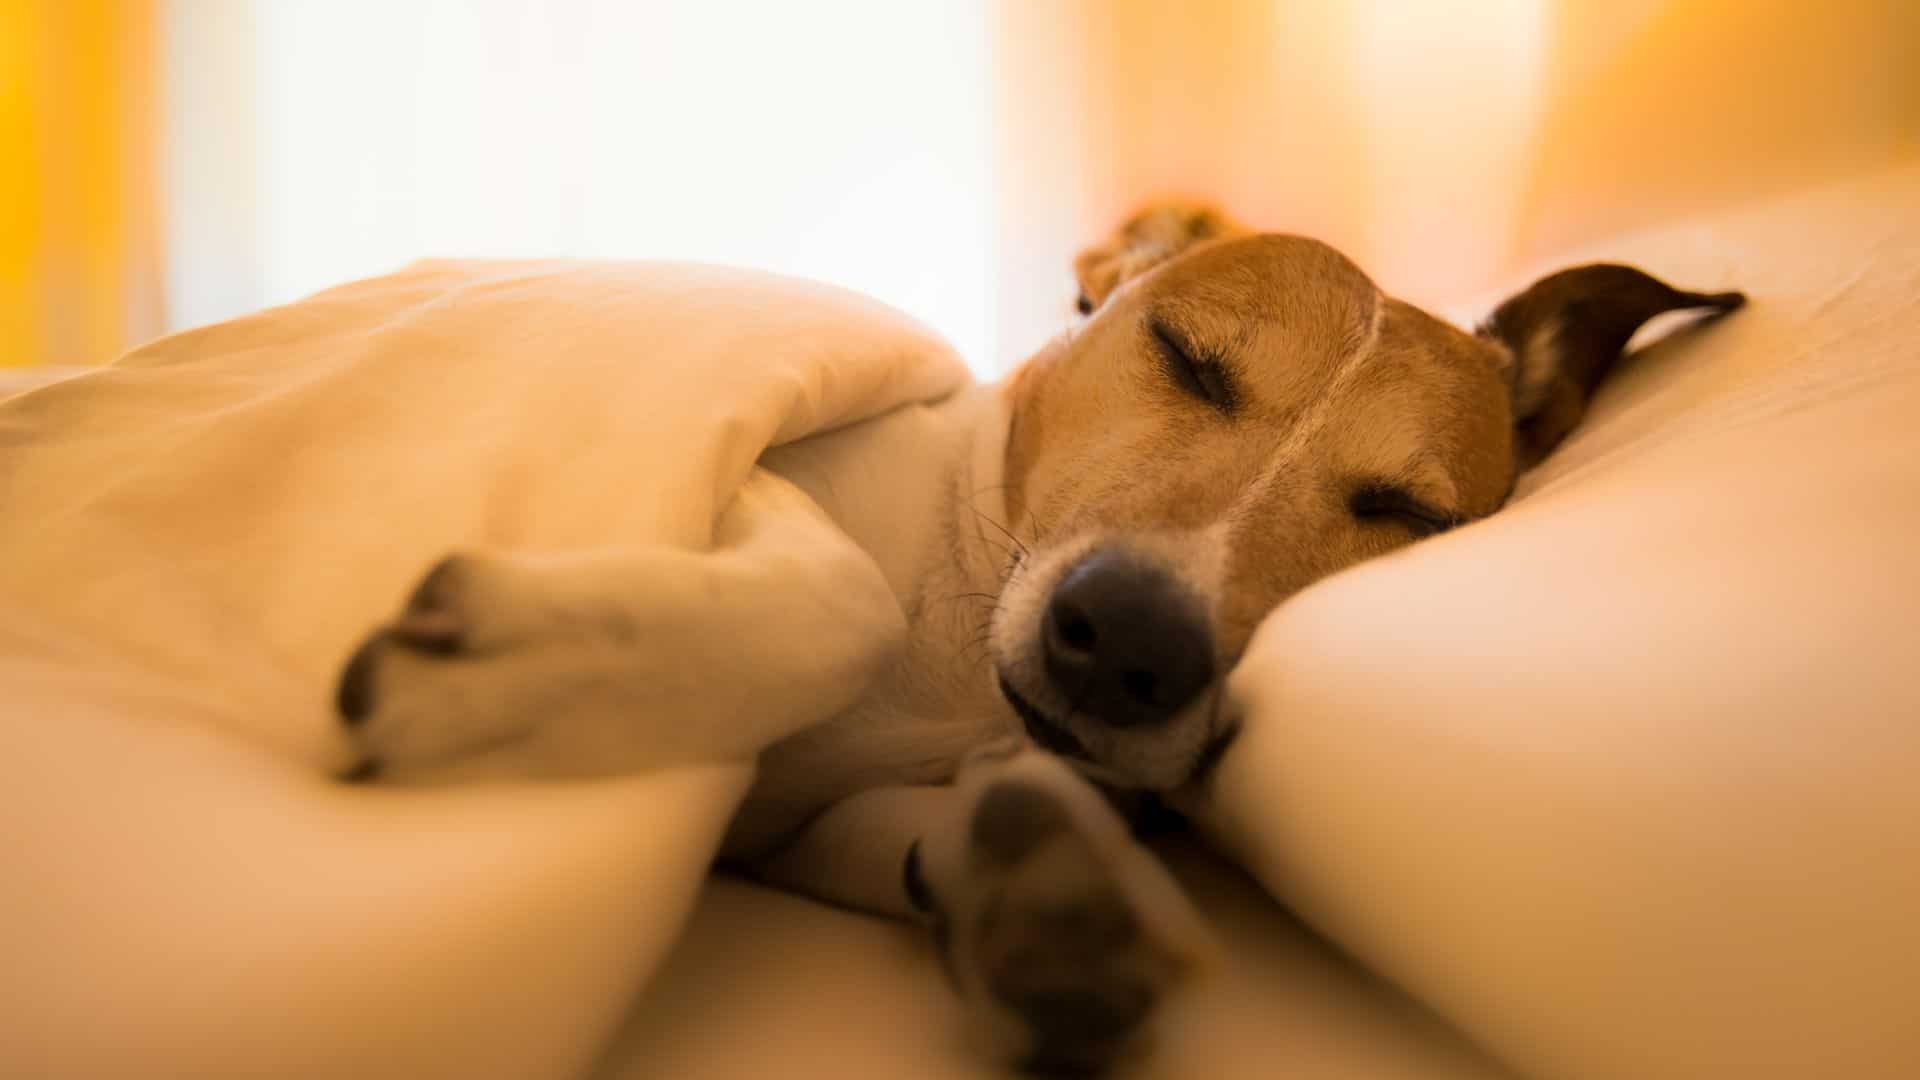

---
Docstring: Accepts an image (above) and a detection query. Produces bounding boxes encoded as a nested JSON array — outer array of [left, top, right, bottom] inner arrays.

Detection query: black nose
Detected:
[[1042, 550, 1215, 728]]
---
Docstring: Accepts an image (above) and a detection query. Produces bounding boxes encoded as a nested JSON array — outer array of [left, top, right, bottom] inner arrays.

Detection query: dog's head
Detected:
[[991, 204, 1743, 791]]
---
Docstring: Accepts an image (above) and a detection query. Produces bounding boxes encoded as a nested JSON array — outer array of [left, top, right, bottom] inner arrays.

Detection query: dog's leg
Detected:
[[751, 745, 1216, 1074], [749, 783, 961, 919], [333, 469, 904, 781]]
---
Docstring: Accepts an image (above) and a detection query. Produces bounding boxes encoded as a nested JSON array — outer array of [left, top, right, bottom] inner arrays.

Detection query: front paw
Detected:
[[335, 553, 538, 779], [338, 556, 469, 723], [911, 751, 1216, 1074]]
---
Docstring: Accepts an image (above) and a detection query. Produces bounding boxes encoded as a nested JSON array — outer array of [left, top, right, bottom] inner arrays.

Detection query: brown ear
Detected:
[[1478, 264, 1744, 467], [1073, 202, 1246, 315]]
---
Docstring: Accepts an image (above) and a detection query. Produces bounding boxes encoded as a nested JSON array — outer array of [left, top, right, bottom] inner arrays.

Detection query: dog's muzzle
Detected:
[[1039, 548, 1215, 729]]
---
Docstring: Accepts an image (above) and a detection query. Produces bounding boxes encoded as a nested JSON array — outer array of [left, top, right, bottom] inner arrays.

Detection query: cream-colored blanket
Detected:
[[8, 161, 1918, 1080], [0, 261, 966, 1078]]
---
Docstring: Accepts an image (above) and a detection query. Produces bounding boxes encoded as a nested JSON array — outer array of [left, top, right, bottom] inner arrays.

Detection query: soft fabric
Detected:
[[1209, 157, 1920, 1079], [0, 261, 967, 1077], [590, 158, 1920, 1080], [602, 844, 1511, 1079], [0, 365, 86, 397], [7, 158, 1916, 1080]]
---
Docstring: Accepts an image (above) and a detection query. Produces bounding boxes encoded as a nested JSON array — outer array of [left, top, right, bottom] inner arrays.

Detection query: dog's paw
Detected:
[[909, 750, 1215, 1074], [335, 552, 557, 779]]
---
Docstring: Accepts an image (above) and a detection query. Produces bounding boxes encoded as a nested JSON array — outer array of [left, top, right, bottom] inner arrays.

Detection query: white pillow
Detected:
[[1207, 159, 1920, 1079]]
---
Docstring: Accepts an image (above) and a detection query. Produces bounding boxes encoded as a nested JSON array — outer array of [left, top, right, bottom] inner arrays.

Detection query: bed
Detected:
[[4, 158, 1917, 1079]]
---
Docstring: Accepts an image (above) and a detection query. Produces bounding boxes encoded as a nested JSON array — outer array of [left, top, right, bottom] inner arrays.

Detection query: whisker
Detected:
[[968, 482, 1020, 498], [958, 627, 997, 666], [923, 591, 1000, 616], [969, 505, 1030, 558], [967, 533, 1020, 564]]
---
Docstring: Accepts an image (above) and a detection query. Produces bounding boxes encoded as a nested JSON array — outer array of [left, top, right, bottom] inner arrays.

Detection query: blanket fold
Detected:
[[0, 260, 968, 1079]]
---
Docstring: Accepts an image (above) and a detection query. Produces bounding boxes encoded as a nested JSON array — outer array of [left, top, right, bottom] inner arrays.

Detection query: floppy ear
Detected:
[[1073, 202, 1247, 315], [1478, 264, 1745, 467]]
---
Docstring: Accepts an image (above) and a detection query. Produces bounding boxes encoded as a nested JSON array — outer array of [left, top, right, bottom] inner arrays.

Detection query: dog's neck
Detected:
[[731, 381, 1021, 850], [893, 383, 1018, 683], [940, 383, 1019, 607], [760, 379, 1015, 674]]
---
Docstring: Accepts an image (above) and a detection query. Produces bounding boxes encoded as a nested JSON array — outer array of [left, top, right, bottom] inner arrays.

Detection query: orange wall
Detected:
[[994, 0, 1920, 334], [1516, 0, 1920, 264], [1, 0, 161, 367]]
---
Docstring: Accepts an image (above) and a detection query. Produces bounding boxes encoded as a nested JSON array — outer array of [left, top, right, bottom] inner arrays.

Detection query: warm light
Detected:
[[16, 0, 1910, 370], [1349, 0, 1551, 298], [166, 1, 998, 367]]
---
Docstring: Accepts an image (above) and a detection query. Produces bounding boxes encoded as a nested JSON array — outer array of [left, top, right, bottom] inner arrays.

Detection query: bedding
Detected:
[[1206, 156, 1920, 1079], [0, 365, 86, 398], [0, 261, 966, 1077], [4, 156, 1917, 1080], [604, 158, 1920, 1079]]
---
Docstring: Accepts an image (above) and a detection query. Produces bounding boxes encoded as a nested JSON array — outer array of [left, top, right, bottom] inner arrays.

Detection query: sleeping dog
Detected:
[[337, 204, 1743, 1074]]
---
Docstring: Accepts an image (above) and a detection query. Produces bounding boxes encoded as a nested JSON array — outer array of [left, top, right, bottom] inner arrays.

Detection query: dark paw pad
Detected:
[[393, 556, 469, 653], [971, 780, 1074, 868], [983, 862, 1161, 1074], [1011, 983, 1152, 1076], [336, 631, 388, 728]]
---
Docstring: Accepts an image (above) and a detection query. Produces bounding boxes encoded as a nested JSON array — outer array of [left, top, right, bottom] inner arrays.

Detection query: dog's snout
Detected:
[[1042, 550, 1213, 728]]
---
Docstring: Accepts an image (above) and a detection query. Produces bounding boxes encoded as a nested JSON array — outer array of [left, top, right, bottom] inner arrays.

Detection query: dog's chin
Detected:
[[996, 668, 1240, 793], [996, 673, 1090, 761]]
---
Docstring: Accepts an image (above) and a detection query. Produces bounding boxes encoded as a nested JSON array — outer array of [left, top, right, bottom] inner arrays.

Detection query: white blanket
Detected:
[[8, 159, 1919, 1080], [0, 261, 967, 1078]]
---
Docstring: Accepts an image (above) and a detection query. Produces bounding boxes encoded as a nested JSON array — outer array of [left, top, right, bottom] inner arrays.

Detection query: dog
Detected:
[[335, 202, 1743, 1074]]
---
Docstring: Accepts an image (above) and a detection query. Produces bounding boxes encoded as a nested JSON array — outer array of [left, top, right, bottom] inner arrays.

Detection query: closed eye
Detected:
[[1147, 319, 1236, 413], [1349, 485, 1458, 538]]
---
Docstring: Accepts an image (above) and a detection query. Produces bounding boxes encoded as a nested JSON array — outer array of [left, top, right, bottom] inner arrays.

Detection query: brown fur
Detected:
[[996, 205, 1741, 700], [1015, 220, 1516, 665]]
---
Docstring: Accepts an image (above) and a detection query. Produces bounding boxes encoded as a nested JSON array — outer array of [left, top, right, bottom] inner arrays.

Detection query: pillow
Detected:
[[1206, 158, 1920, 1078]]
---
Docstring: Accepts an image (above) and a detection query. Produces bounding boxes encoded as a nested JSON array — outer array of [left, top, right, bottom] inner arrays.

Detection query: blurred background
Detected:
[[4, 0, 1916, 375]]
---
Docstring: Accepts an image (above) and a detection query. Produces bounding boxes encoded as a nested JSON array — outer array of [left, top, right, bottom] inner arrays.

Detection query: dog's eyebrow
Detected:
[[1144, 309, 1233, 365], [1367, 450, 1459, 505], [1348, 451, 1463, 518]]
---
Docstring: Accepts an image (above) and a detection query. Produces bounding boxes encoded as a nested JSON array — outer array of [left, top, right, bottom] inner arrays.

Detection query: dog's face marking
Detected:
[[991, 225, 1744, 791]]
